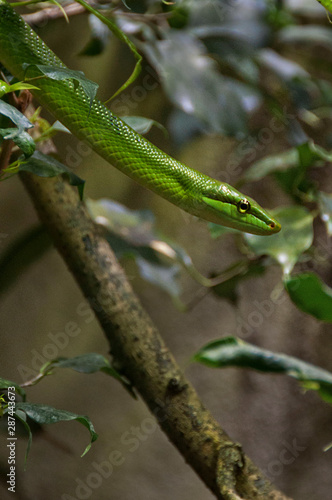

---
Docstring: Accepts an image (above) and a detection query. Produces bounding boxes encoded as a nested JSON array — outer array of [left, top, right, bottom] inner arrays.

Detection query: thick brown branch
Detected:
[[20, 172, 292, 500]]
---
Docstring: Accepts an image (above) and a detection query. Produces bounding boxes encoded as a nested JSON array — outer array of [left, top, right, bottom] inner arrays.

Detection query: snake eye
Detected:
[[237, 199, 251, 214]]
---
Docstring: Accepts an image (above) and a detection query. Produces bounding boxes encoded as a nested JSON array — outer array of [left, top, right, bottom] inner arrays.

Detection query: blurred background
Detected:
[[1, 0, 332, 498]]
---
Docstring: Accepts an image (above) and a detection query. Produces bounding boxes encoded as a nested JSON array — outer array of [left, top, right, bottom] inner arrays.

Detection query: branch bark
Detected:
[[20, 172, 292, 500]]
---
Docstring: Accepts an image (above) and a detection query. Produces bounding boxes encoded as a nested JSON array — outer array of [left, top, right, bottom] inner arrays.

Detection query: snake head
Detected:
[[201, 183, 281, 236]]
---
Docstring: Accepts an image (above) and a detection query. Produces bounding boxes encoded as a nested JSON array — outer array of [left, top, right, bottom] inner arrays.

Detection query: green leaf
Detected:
[[86, 198, 185, 305], [86, 198, 221, 293], [16, 402, 98, 457], [272, 141, 322, 197], [142, 31, 248, 135], [135, 256, 183, 308], [324, 442, 332, 452], [0, 100, 33, 130], [86, 198, 156, 245], [310, 142, 332, 162], [242, 148, 299, 183], [36, 120, 71, 142], [318, 191, 332, 236], [122, 116, 166, 135], [0, 80, 8, 97], [0, 127, 35, 158], [13, 409, 32, 469], [297, 141, 316, 168], [242, 141, 330, 194], [19, 151, 85, 199], [49, 353, 117, 375], [258, 49, 309, 82], [279, 25, 332, 49], [47, 353, 135, 397], [50, 120, 71, 134], [23, 64, 98, 109], [193, 336, 332, 404], [284, 272, 332, 322], [0, 80, 39, 98], [244, 206, 314, 275], [0, 377, 26, 400], [5, 81, 40, 93]]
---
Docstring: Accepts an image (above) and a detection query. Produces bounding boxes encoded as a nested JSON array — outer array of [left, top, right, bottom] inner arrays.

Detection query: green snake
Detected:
[[0, 0, 281, 236]]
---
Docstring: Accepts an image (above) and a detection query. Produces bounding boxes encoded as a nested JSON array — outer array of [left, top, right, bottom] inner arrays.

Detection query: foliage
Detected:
[[0, 352, 132, 465], [193, 336, 332, 405]]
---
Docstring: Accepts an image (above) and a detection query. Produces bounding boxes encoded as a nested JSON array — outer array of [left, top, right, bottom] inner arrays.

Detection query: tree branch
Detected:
[[20, 172, 292, 500], [23, 2, 86, 27]]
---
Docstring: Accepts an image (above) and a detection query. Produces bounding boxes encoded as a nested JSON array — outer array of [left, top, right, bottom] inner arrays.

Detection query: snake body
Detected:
[[0, 0, 281, 235]]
